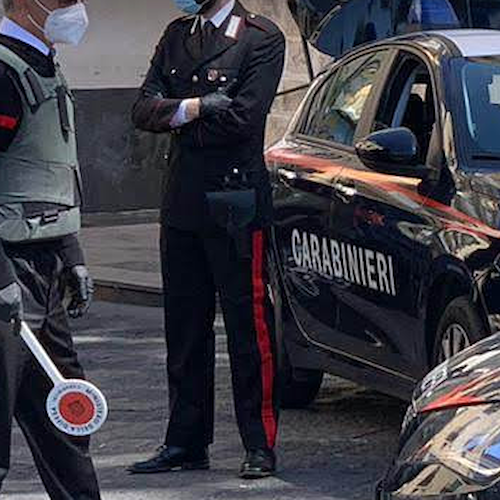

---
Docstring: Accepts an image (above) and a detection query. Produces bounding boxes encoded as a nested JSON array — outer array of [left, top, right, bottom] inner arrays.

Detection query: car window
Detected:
[[302, 50, 389, 146], [458, 56, 500, 157], [373, 54, 436, 160]]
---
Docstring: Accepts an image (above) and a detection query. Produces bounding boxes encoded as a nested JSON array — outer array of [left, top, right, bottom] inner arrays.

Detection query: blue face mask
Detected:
[[174, 0, 202, 15]]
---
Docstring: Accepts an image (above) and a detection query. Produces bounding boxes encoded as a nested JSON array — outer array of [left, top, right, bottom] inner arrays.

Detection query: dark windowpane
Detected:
[[302, 51, 388, 146], [295, 0, 500, 58], [459, 56, 500, 156], [373, 54, 436, 159]]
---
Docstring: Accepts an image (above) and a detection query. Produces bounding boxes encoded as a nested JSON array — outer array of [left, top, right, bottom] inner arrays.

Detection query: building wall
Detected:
[[0, 1, 327, 213], [54, 1, 181, 89]]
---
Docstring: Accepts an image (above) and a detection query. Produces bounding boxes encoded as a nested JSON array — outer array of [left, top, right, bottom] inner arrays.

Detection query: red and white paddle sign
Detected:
[[19, 322, 108, 436]]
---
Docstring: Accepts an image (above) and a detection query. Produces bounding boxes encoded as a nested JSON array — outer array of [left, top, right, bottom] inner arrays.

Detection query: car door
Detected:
[[331, 49, 440, 379], [269, 49, 393, 351]]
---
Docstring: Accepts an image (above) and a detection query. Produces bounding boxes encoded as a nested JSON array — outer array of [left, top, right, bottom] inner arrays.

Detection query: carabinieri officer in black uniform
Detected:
[[129, 0, 285, 479], [0, 0, 101, 498]]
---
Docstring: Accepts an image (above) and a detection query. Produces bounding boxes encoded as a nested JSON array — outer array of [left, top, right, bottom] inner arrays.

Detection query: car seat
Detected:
[[402, 93, 427, 158]]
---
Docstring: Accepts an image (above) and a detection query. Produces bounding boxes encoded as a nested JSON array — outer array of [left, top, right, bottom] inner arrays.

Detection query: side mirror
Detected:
[[355, 128, 429, 179]]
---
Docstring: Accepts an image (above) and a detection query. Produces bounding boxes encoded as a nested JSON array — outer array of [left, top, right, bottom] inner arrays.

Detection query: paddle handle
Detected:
[[19, 321, 65, 385]]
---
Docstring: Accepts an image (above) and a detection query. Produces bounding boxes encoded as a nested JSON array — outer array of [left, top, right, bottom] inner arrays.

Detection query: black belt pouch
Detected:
[[206, 189, 256, 258]]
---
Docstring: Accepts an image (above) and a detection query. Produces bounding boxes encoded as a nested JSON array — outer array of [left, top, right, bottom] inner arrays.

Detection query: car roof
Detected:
[[337, 29, 500, 62], [432, 29, 500, 57]]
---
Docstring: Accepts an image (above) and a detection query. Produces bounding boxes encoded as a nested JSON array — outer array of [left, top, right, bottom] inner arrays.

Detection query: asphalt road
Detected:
[[3, 302, 407, 500]]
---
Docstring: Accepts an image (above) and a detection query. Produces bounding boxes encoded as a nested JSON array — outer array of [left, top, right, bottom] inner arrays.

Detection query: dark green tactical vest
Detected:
[[0, 45, 82, 243]]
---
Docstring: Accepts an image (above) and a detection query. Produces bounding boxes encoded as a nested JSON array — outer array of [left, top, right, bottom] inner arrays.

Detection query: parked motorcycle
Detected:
[[377, 333, 500, 499]]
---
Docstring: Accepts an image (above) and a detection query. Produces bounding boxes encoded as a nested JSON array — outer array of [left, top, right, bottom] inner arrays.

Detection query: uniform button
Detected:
[[192, 75, 199, 83], [220, 75, 228, 83], [171, 68, 177, 75], [207, 69, 219, 82]]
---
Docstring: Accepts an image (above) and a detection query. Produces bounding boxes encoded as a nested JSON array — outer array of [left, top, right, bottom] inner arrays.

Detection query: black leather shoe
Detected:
[[127, 445, 209, 474], [240, 449, 276, 479]]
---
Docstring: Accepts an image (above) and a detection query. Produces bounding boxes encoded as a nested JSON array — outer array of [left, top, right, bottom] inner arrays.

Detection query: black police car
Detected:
[[266, 29, 500, 407], [377, 332, 500, 499]]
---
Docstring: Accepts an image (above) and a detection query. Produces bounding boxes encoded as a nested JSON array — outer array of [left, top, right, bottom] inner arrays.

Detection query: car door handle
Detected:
[[333, 181, 357, 202]]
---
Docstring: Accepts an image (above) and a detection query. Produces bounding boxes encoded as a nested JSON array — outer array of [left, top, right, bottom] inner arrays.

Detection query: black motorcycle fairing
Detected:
[[380, 404, 500, 498], [411, 333, 500, 415], [379, 334, 500, 498]]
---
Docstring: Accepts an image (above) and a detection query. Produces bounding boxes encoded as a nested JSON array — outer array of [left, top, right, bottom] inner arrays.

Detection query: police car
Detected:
[[266, 29, 500, 407]]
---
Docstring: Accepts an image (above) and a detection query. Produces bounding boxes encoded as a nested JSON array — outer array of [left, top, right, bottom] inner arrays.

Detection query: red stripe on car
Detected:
[[266, 148, 500, 239]]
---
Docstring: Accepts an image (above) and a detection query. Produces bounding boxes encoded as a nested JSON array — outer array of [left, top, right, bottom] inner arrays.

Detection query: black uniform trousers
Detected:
[[161, 223, 279, 452], [0, 245, 101, 500]]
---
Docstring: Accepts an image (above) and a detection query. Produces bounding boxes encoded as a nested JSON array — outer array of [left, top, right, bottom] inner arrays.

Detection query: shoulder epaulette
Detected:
[[245, 13, 276, 33]]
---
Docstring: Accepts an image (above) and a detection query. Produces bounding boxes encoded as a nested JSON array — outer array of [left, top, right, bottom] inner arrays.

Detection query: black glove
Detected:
[[67, 265, 94, 319], [200, 91, 233, 118], [0, 282, 22, 325]]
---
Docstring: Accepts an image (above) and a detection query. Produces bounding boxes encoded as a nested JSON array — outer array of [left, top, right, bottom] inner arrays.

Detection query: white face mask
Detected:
[[29, 0, 89, 46]]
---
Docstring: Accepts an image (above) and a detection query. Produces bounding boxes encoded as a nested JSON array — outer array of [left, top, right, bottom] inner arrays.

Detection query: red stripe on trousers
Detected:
[[252, 230, 277, 449], [0, 115, 18, 130]]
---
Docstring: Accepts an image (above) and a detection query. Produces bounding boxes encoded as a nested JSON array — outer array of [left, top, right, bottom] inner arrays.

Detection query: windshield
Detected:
[[459, 56, 500, 157]]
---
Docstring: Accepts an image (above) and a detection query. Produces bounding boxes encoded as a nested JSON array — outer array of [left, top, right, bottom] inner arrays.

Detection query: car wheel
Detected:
[[280, 353, 324, 409], [267, 251, 324, 409], [432, 296, 487, 366]]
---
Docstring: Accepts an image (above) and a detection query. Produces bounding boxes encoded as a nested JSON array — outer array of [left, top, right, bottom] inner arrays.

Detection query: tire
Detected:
[[267, 250, 324, 409], [280, 352, 324, 409], [432, 296, 487, 367]]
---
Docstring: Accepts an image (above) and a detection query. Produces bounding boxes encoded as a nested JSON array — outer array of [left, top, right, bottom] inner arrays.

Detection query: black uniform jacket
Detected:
[[132, 2, 286, 231]]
